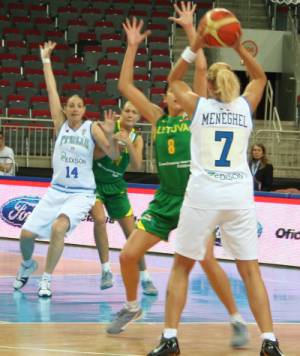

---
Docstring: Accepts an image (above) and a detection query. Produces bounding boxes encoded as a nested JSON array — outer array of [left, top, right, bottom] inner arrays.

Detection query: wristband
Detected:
[[40, 47, 51, 64], [181, 46, 197, 64], [42, 58, 51, 64]]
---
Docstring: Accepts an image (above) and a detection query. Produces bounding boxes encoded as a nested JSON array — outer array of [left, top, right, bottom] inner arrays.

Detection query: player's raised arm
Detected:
[[234, 42, 267, 113], [119, 18, 163, 125], [40, 41, 65, 133]]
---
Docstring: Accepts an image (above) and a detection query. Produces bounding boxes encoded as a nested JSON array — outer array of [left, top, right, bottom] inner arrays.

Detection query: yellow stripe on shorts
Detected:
[[137, 219, 146, 231], [125, 207, 133, 217]]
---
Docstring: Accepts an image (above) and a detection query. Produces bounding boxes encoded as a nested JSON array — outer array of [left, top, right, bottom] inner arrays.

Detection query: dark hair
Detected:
[[64, 94, 85, 107], [251, 143, 268, 166]]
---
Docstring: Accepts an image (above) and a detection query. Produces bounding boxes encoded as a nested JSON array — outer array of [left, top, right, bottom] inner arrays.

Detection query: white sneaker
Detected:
[[13, 260, 38, 290], [38, 278, 52, 298]]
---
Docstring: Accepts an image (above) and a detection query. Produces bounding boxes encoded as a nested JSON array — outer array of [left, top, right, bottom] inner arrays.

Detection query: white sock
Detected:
[[42, 272, 52, 281], [230, 313, 246, 325], [261, 332, 276, 342], [22, 259, 33, 268], [125, 300, 139, 312], [140, 270, 151, 281], [163, 328, 177, 339], [102, 262, 111, 273]]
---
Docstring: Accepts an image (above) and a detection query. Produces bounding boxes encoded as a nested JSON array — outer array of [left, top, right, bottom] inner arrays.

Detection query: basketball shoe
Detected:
[[101, 271, 114, 290], [141, 280, 158, 296], [231, 321, 249, 348], [147, 335, 180, 356], [260, 339, 285, 356], [13, 260, 38, 290], [38, 278, 52, 297], [106, 307, 142, 334]]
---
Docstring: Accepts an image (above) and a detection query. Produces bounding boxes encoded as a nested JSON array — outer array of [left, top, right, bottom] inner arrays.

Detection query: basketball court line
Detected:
[[0, 345, 143, 356], [1, 321, 300, 325]]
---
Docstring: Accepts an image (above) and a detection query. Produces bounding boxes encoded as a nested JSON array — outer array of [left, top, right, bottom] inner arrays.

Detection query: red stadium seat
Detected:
[[85, 111, 100, 120], [7, 107, 29, 118], [99, 98, 118, 107], [31, 109, 51, 119]]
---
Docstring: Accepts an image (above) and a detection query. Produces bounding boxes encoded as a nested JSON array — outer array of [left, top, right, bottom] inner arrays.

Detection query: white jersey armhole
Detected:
[[191, 96, 205, 128], [241, 96, 253, 118]]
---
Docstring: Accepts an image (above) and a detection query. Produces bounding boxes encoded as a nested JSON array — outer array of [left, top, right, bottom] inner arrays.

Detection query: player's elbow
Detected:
[[118, 80, 131, 95], [117, 80, 126, 94], [261, 73, 267, 87]]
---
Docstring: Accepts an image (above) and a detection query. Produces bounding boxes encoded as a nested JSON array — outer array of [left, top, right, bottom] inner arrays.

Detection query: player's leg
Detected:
[[39, 192, 95, 298], [200, 236, 249, 348], [222, 209, 284, 355], [13, 229, 38, 290], [106, 228, 160, 334], [13, 188, 60, 290], [91, 199, 113, 290], [119, 214, 158, 296]]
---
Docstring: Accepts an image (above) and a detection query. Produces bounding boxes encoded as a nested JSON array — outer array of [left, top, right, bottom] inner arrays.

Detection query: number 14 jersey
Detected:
[[52, 120, 96, 193]]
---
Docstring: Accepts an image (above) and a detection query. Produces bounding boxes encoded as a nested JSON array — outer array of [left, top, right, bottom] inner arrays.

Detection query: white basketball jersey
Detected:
[[51, 120, 96, 193], [184, 96, 254, 209]]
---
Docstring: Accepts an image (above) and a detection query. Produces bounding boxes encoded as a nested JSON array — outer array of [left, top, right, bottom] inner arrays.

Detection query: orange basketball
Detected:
[[200, 8, 241, 47]]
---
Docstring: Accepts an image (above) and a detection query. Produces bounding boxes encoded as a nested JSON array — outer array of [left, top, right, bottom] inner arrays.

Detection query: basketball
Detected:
[[200, 8, 241, 47]]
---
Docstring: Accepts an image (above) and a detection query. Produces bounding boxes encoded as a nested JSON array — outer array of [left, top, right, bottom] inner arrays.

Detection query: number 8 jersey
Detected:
[[185, 96, 254, 210], [51, 120, 96, 193]]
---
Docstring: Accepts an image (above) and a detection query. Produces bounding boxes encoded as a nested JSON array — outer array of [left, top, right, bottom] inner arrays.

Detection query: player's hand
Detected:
[[123, 17, 151, 47], [99, 109, 117, 135], [169, 1, 197, 28], [40, 41, 56, 60]]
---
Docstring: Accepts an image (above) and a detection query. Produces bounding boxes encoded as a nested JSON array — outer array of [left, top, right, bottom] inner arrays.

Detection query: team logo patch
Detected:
[[214, 221, 263, 246], [0, 196, 40, 228]]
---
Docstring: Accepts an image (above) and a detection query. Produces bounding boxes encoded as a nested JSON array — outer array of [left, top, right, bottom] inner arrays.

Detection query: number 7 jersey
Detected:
[[51, 120, 96, 193], [185, 96, 254, 209]]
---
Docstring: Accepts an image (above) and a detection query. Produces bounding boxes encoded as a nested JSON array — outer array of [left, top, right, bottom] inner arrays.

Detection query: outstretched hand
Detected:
[[123, 17, 151, 47], [99, 109, 118, 135], [40, 41, 56, 60], [169, 1, 197, 28]]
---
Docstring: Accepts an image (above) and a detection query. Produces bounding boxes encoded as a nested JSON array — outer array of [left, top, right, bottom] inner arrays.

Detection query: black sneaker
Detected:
[[147, 335, 180, 356], [260, 339, 285, 356]]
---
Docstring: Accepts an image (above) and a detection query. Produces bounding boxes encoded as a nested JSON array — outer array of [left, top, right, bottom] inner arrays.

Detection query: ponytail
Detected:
[[207, 62, 240, 103]]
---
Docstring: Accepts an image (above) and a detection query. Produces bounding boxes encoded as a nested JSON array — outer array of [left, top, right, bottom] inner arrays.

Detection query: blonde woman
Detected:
[[148, 20, 284, 356], [91, 101, 157, 295]]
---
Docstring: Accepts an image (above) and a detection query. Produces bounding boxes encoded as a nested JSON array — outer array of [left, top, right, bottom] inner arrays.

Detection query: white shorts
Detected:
[[174, 206, 258, 261], [22, 187, 96, 239]]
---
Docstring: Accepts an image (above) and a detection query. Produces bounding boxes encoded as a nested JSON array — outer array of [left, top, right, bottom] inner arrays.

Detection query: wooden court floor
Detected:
[[1, 239, 299, 355], [0, 323, 298, 355]]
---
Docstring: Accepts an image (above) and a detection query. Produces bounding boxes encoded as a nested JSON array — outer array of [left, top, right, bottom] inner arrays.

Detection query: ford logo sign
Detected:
[[0, 196, 40, 228]]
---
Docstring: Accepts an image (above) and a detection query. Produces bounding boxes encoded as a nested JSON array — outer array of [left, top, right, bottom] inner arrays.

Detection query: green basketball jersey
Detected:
[[93, 121, 138, 184], [154, 114, 191, 195]]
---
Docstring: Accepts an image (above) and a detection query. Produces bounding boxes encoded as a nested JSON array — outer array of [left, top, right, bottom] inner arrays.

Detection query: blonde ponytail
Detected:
[[207, 62, 240, 103]]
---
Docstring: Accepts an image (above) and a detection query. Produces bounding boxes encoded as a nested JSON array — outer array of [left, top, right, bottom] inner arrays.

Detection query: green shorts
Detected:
[[137, 189, 184, 241], [95, 181, 132, 220]]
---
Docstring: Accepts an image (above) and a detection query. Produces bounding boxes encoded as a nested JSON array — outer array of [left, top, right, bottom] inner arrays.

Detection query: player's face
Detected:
[[252, 145, 264, 160], [165, 88, 182, 114], [121, 102, 140, 128], [64, 96, 86, 123]]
